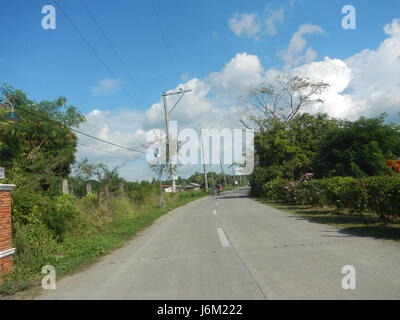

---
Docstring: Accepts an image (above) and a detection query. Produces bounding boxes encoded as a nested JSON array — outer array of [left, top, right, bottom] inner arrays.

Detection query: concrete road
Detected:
[[37, 188, 400, 299]]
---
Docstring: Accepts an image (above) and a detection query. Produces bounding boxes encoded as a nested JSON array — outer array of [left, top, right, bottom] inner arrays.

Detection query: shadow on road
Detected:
[[218, 194, 249, 199], [284, 209, 400, 242], [339, 226, 400, 241], [217, 188, 250, 199]]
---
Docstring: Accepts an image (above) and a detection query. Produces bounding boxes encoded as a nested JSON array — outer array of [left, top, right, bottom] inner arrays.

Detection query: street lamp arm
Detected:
[[162, 89, 192, 97], [0, 100, 14, 112], [0, 100, 19, 122]]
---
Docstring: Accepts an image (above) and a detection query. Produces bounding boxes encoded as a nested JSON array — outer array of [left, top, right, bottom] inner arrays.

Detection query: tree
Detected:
[[240, 75, 329, 130], [95, 162, 125, 194], [146, 132, 170, 208], [0, 84, 85, 194], [72, 158, 100, 194], [74, 158, 96, 181], [313, 115, 400, 178], [254, 113, 339, 180]]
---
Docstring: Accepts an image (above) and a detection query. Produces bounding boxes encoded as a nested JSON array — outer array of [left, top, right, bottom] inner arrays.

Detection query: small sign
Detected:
[[0, 167, 5, 179], [172, 175, 178, 180]]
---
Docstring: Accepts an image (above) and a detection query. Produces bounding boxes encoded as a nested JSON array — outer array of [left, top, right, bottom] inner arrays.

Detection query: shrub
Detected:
[[287, 179, 327, 206], [263, 178, 288, 201], [249, 167, 271, 197], [259, 174, 399, 219], [322, 177, 368, 213], [41, 194, 79, 240], [364, 176, 400, 220]]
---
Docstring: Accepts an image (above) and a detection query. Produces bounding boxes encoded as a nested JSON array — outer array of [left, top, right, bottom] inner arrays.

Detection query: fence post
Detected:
[[62, 179, 69, 194], [0, 184, 16, 280], [86, 182, 92, 195]]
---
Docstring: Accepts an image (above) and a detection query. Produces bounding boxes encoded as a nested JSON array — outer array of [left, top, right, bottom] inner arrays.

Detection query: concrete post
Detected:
[[62, 179, 69, 194], [86, 182, 92, 195], [0, 184, 16, 280]]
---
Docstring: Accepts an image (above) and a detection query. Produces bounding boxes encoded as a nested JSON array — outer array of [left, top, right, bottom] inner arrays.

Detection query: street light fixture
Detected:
[[0, 100, 20, 122]]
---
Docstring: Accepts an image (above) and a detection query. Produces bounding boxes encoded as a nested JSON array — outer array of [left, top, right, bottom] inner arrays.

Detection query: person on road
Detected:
[[217, 184, 222, 195]]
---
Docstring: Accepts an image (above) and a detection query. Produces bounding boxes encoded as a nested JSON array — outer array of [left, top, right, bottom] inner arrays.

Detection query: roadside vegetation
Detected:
[[0, 85, 227, 296], [242, 76, 400, 241], [0, 188, 206, 296]]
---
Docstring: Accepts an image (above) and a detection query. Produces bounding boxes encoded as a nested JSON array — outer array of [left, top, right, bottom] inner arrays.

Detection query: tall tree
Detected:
[[254, 113, 339, 180], [241, 75, 329, 130], [0, 84, 85, 194], [313, 115, 400, 178]]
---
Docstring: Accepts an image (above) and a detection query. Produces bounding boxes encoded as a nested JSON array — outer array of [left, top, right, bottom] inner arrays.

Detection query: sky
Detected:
[[1, 0, 400, 181]]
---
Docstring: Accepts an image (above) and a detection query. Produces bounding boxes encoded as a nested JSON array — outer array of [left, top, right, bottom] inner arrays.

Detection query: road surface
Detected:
[[38, 188, 400, 299]]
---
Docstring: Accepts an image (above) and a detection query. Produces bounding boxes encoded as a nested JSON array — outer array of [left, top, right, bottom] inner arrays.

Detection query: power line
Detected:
[[81, 0, 151, 106], [52, 0, 140, 108], [77, 143, 144, 160], [150, 0, 178, 72], [14, 105, 147, 154], [5, 111, 145, 160]]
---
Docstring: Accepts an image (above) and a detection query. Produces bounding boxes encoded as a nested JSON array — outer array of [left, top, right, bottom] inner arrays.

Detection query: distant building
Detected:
[[184, 182, 201, 191], [161, 185, 172, 193]]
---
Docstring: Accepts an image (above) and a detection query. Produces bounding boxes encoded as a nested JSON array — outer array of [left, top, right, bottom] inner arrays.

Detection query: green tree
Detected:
[[0, 84, 85, 194], [313, 115, 400, 178], [254, 113, 339, 180]]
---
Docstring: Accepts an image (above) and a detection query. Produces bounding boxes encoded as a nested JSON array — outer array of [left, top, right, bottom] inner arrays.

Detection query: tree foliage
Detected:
[[313, 115, 400, 178], [0, 84, 85, 194], [254, 113, 339, 180]]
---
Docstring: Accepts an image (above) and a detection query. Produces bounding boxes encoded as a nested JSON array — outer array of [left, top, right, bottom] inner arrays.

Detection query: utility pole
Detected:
[[162, 89, 192, 192], [162, 94, 171, 191], [220, 158, 228, 191], [200, 133, 208, 192], [210, 166, 215, 189]]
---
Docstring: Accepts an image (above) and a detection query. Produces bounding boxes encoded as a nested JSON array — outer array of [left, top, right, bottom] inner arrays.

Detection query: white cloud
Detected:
[[229, 8, 285, 39], [90, 78, 121, 95], [229, 12, 261, 39], [144, 77, 242, 131], [294, 57, 357, 119], [293, 18, 400, 120], [79, 18, 400, 180], [279, 24, 324, 70], [265, 8, 284, 35], [344, 18, 400, 112], [76, 108, 147, 166], [208, 53, 265, 96]]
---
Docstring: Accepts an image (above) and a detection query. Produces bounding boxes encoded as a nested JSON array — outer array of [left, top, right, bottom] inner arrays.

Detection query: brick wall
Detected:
[[0, 256, 12, 275], [0, 185, 16, 280]]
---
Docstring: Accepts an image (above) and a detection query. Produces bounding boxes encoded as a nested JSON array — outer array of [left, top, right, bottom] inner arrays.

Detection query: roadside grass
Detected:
[[257, 199, 400, 243], [0, 191, 207, 298]]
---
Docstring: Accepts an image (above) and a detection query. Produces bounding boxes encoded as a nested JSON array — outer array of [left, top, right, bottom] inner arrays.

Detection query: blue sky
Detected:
[[1, 0, 398, 111], [1, 0, 400, 180]]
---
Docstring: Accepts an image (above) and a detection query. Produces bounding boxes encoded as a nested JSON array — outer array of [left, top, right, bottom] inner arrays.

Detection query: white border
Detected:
[[0, 184, 16, 191], [0, 248, 16, 259]]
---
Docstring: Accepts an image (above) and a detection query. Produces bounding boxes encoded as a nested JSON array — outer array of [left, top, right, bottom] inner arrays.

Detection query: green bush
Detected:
[[364, 176, 400, 220], [249, 167, 272, 197], [12, 191, 80, 241], [263, 178, 288, 201], [260, 175, 399, 219], [321, 177, 368, 213], [287, 180, 327, 206], [41, 194, 79, 240]]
